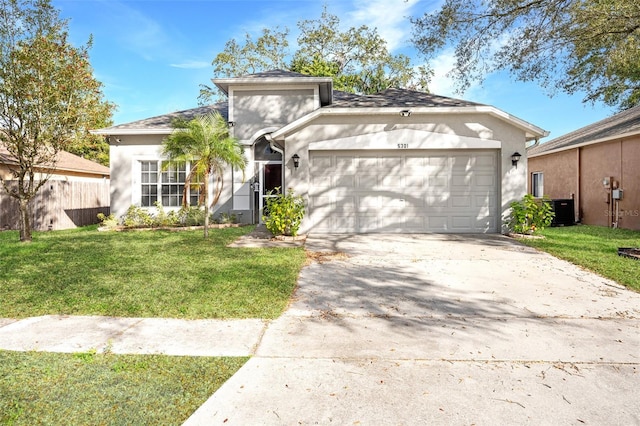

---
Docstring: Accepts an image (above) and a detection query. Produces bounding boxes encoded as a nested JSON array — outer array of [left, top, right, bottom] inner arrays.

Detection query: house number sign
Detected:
[[397, 143, 409, 149]]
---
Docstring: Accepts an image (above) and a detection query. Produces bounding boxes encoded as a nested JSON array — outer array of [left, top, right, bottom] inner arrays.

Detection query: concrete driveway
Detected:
[[186, 234, 640, 425]]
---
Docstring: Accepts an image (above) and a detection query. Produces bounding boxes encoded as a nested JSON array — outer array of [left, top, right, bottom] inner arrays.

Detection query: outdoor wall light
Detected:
[[227, 121, 235, 127], [399, 110, 412, 117], [292, 153, 300, 169], [511, 151, 522, 168]]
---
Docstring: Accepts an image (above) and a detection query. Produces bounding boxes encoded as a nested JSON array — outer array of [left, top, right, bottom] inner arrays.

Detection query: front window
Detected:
[[532, 172, 544, 198], [141, 161, 159, 207], [161, 162, 186, 207], [140, 161, 200, 207]]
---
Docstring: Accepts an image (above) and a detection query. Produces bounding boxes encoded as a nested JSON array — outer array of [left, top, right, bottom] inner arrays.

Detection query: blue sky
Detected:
[[55, 0, 616, 141]]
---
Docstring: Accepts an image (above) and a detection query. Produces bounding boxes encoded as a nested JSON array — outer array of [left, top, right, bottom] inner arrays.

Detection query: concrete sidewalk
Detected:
[[0, 315, 266, 356]]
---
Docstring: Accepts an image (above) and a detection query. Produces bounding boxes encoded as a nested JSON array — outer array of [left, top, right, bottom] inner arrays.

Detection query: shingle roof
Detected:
[[330, 88, 483, 108], [95, 102, 228, 134], [0, 145, 109, 176], [528, 104, 640, 156], [92, 72, 498, 135]]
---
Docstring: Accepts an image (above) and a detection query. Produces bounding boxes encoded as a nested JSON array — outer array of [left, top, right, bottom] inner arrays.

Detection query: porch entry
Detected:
[[253, 137, 283, 223], [255, 161, 282, 223]]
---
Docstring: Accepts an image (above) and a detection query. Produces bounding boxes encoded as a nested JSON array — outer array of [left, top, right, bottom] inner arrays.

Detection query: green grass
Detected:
[[0, 349, 247, 425], [0, 225, 306, 319], [518, 225, 640, 292]]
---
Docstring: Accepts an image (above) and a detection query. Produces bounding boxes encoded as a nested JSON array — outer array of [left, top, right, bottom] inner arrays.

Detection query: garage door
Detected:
[[308, 150, 498, 233]]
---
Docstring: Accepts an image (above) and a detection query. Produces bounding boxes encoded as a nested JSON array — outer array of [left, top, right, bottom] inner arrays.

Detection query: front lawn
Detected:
[[0, 226, 306, 319], [518, 225, 640, 292], [0, 349, 247, 425]]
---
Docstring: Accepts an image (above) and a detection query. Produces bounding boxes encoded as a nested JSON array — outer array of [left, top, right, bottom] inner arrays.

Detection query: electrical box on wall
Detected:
[[612, 189, 623, 200]]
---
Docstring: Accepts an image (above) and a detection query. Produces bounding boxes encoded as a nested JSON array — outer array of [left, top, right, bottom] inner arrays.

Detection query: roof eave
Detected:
[[528, 129, 640, 158], [91, 128, 172, 136], [54, 167, 110, 177], [270, 106, 548, 141]]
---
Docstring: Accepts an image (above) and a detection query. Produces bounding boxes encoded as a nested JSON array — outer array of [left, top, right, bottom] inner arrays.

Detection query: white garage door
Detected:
[[309, 150, 498, 233]]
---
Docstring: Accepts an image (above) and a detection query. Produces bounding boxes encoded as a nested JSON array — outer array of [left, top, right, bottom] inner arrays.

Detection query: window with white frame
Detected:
[[532, 172, 544, 198], [140, 161, 202, 207]]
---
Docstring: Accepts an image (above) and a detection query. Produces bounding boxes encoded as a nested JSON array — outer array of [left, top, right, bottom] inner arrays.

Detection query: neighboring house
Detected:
[[94, 70, 547, 234], [527, 105, 640, 231], [0, 146, 110, 231]]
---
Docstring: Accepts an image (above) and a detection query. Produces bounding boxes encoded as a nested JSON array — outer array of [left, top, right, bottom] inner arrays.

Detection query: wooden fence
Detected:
[[0, 179, 110, 231]]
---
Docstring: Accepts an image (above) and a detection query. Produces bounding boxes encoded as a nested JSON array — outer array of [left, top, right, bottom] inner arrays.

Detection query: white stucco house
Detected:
[[94, 70, 548, 234]]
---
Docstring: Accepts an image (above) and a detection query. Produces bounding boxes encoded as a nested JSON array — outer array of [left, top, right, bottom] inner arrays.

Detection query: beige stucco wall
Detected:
[[528, 136, 640, 230], [280, 112, 529, 233], [231, 87, 318, 142], [109, 135, 235, 220]]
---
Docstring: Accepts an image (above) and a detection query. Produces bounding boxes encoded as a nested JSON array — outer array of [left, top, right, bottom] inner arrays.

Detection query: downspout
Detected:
[[527, 137, 540, 149], [264, 133, 284, 156], [264, 132, 285, 191]]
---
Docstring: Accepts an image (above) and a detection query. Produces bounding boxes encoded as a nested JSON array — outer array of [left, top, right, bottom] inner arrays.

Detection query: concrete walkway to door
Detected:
[[185, 234, 640, 425]]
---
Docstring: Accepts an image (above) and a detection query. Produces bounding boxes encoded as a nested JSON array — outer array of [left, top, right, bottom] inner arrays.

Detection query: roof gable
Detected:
[[213, 70, 333, 106], [529, 105, 640, 156]]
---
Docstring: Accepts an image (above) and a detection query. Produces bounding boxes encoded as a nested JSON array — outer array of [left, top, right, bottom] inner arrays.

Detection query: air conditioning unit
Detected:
[[551, 199, 575, 226]]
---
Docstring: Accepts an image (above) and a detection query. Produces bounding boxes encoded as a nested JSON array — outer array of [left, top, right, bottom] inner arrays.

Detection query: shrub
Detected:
[[509, 194, 555, 234], [179, 206, 206, 226], [216, 212, 237, 224], [153, 202, 181, 227], [97, 213, 118, 230], [263, 188, 305, 236], [122, 205, 155, 228]]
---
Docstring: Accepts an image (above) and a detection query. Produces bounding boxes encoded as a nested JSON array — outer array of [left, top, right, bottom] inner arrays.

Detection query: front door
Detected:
[[258, 161, 282, 223]]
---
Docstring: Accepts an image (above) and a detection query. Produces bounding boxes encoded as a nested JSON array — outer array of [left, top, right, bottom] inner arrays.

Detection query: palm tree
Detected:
[[162, 111, 246, 237]]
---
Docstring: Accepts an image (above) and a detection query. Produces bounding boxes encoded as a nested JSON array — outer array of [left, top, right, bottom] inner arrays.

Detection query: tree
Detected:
[[411, 0, 640, 110], [161, 111, 246, 238], [198, 27, 290, 103], [291, 8, 431, 94], [199, 7, 431, 103], [0, 0, 115, 242]]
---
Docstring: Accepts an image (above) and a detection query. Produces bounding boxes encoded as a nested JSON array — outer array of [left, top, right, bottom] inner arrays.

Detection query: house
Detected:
[[527, 105, 640, 230], [0, 146, 110, 230], [94, 70, 547, 234]]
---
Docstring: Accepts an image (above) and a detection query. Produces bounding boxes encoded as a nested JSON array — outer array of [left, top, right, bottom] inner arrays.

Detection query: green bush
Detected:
[[215, 212, 237, 224], [122, 205, 155, 228], [96, 213, 118, 230], [263, 188, 305, 236], [509, 194, 555, 234], [153, 202, 181, 227], [119, 204, 210, 228], [179, 206, 206, 226]]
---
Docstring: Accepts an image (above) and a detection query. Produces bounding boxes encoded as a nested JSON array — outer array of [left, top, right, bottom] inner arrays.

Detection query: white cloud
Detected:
[[346, 0, 420, 51], [427, 49, 486, 99], [427, 49, 458, 96], [170, 60, 211, 70]]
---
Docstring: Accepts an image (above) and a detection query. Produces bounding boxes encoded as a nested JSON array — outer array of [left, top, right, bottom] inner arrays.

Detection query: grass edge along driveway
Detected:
[[0, 225, 306, 319], [516, 225, 640, 293]]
